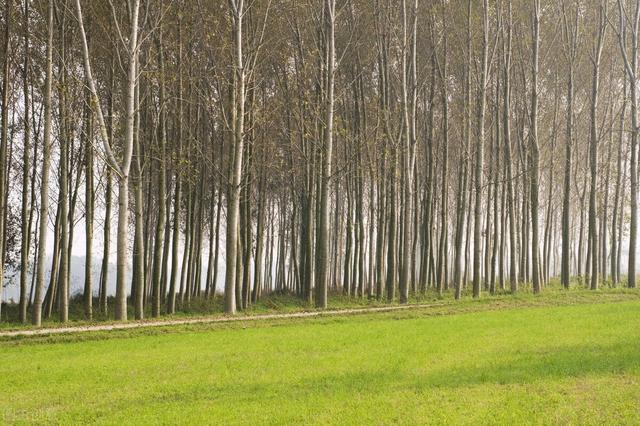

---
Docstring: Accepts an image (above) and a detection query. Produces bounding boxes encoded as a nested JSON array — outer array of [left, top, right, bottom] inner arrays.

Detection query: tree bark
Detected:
[[315, 0, 336, 309], [32, 0, 54, 326]]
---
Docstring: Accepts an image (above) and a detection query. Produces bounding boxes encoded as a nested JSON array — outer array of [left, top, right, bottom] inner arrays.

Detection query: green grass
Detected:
[[2, 290, 640, 424]]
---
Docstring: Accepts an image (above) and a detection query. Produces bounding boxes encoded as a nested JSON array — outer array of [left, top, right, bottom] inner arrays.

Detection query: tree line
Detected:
[[0, 0, 638, 326]]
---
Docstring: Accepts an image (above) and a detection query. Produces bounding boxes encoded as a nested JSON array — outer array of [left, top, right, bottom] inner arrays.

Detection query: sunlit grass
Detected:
[[1, 289, 639, 424]]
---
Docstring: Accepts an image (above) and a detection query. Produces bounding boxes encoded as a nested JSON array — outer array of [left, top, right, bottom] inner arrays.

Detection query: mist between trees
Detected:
[[0, 0, 638, 326]]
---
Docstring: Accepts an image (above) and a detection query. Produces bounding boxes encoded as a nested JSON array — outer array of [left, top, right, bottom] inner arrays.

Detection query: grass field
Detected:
[[2, 290, 640, 425]]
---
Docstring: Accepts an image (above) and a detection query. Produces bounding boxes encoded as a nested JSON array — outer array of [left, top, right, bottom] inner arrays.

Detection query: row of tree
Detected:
[[0, 0, 638, 325]]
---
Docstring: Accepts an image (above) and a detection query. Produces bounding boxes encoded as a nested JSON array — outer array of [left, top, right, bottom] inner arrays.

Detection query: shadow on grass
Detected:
[[122, 339, 640, 411], [411, 339, 640, 391]]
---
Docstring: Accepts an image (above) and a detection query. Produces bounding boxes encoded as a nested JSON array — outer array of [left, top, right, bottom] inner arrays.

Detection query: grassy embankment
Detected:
[[0, 276, 629, 329]]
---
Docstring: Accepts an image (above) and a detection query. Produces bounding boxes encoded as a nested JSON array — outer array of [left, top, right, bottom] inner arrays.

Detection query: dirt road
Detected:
[[0, 302, 445, 338]]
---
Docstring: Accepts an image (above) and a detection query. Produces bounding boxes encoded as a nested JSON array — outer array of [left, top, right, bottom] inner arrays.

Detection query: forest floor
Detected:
[[1, 288, 640, 424]]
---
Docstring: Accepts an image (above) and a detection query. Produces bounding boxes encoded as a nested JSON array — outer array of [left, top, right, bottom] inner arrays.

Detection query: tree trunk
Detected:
[[473, 0, 490, 298], [315, 0, 336, 309], [32, 0, 54, 326], [19, 0, 31, 323], [83, 89, 94, 320], [588, 4, 606, 290], [530, 0, 541, 295]]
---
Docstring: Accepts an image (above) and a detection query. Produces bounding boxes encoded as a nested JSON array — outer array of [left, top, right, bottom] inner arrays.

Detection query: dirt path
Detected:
[[0, 302, 447, 338]]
